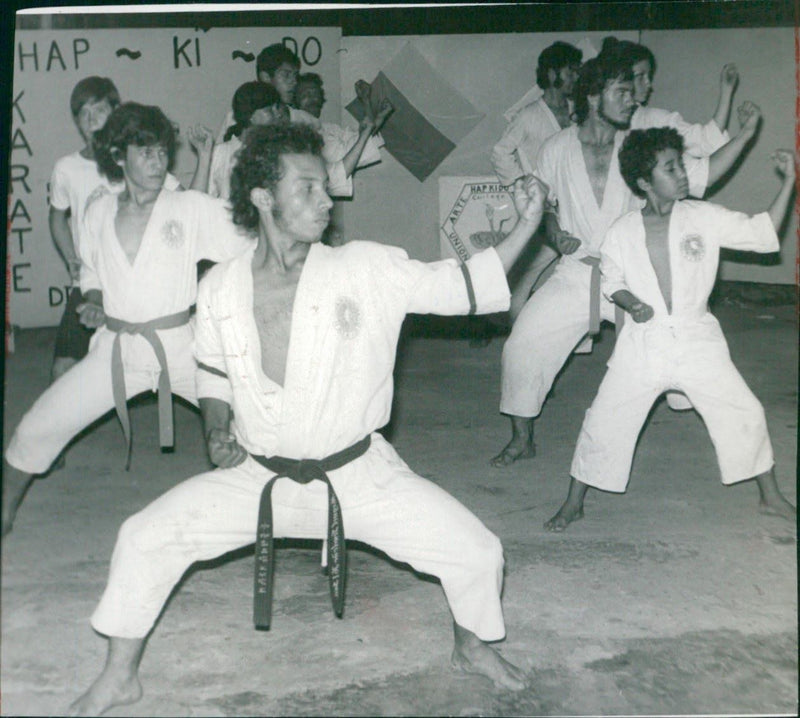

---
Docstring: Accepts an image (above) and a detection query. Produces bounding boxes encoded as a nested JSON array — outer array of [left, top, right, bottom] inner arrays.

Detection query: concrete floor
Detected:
[[1, 298, 797, 716]]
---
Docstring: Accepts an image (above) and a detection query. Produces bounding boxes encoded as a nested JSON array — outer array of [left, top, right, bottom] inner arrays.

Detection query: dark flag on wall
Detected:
[[346, 43, 484, 182]]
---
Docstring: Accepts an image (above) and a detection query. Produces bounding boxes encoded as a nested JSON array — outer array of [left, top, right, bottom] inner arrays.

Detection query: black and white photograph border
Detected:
[[1, 2, 797, 716]]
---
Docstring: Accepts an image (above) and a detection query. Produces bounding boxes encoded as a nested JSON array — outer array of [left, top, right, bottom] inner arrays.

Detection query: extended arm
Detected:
[[767, 149, 797, 231], [341, 115, 376, 179], [493, 175, 548, 273], [712, 63, 739, 133], [187, 125, 215, 193], [706, 101, 761, 188]]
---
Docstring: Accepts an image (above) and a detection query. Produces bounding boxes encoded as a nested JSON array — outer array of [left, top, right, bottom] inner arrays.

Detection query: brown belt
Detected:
[[579, 256, 624, 335], [250, 434, 371, 630], [106, 310, 191, 469]]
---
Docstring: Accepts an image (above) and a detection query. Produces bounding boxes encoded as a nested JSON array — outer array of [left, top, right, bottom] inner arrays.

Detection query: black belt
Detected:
[[250, 434, 371, 629]]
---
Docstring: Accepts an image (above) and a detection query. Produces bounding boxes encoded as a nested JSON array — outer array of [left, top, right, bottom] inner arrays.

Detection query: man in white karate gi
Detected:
[[545, 128, 796, 530], [2, 103, 251, 536], [490, 40, 583, 322], [607, 37, 740, 157], [491, 49, 763, 468], [69, 122, 548, 715]]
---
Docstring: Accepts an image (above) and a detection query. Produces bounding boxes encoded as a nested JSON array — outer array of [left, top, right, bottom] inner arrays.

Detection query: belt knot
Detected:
[[250, 434, 371, 630], [105, 309, 191, 469]]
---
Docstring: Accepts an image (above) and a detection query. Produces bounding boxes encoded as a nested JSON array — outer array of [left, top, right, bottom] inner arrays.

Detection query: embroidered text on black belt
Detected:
[[250, 434, 371, 629]]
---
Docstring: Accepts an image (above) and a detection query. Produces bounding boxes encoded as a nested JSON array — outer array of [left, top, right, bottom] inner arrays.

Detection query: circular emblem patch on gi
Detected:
[[334, 296, 361, 339], [680, 233, 705, 262], [161, 219, 185, 249]]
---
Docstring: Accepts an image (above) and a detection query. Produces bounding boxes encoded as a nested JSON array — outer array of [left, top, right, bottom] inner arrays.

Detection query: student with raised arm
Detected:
[[491, 47, 765, 469], [545, 127, 796, 531], [603, 37, 739, 157]]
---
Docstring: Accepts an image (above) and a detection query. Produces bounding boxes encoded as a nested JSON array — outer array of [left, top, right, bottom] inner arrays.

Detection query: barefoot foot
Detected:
[[490, 439, 536, 468], [544, 503, 584, 532], [452, 626, 526, 691], [68, 670, 142, 717], [759, 495, 796, 522]]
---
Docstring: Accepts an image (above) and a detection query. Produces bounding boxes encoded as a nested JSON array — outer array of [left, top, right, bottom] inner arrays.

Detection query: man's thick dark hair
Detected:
[[572, 51, 633, 124], [536, 41, 582, 89], [225, 81, 283, 141], [618, 127, 685, 197], [256, 42, 300, 78], [230, 123, 325, 231], [296, 72, 326, 103], [600, 36, 657, 78], [94, 102, 176, 182], [70, 76, 120, 117]]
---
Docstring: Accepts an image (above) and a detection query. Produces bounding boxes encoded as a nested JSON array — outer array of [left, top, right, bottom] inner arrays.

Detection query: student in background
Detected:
[[490, 41, 583, 323], [48, 77, 121, 382], [216, 42, 318, 143], [604, 37, 740, 157], [209, 82, 289, 200]]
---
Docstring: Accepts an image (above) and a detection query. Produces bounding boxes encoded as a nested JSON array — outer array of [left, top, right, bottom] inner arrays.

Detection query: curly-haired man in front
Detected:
[[69, 122, 549, 715]]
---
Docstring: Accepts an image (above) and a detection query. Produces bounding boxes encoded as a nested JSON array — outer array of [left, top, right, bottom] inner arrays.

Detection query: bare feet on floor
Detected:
[[67, 670, 142, 717], [451, 626, 526, 691], [759, 495, 796, 522], [490, 438, 536, 468], [544, 502, 584, 532]]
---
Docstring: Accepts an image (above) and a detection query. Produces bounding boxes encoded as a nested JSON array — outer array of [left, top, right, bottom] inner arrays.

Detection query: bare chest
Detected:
[[115, 203, 155, 264], [643, 214, 672, 311], [252, 280, 297, 387], [581, 143, 614, 207]]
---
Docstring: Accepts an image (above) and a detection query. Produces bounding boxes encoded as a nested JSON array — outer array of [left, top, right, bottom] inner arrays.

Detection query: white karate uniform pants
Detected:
[[91, 433, 506, 642], [500, 257, 616, 417], [5, 326, 198, 474], [570, 318, 774, 491]]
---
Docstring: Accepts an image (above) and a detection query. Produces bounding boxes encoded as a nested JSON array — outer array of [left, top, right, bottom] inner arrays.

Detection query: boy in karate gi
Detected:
[[69, 122, 548, 715], [491, 48, 763, 468], [47, 77, 187, 382], [2, 103, 251, 536], [544, 127, 796, 531]]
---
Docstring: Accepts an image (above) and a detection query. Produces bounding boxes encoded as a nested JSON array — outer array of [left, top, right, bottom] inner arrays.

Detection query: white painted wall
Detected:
[[340, 28, 797, 284], [7, 23, 795, 329]]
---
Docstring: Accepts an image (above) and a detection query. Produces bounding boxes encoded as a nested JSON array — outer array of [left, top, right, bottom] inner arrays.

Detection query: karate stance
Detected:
[[545, 128, 796, 530], [69, 123, 547, 715], [2, 103, 250, 536], [47, 77, 188, 382], [491, 49, 762, 467], [490, 41, 582, 321]]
